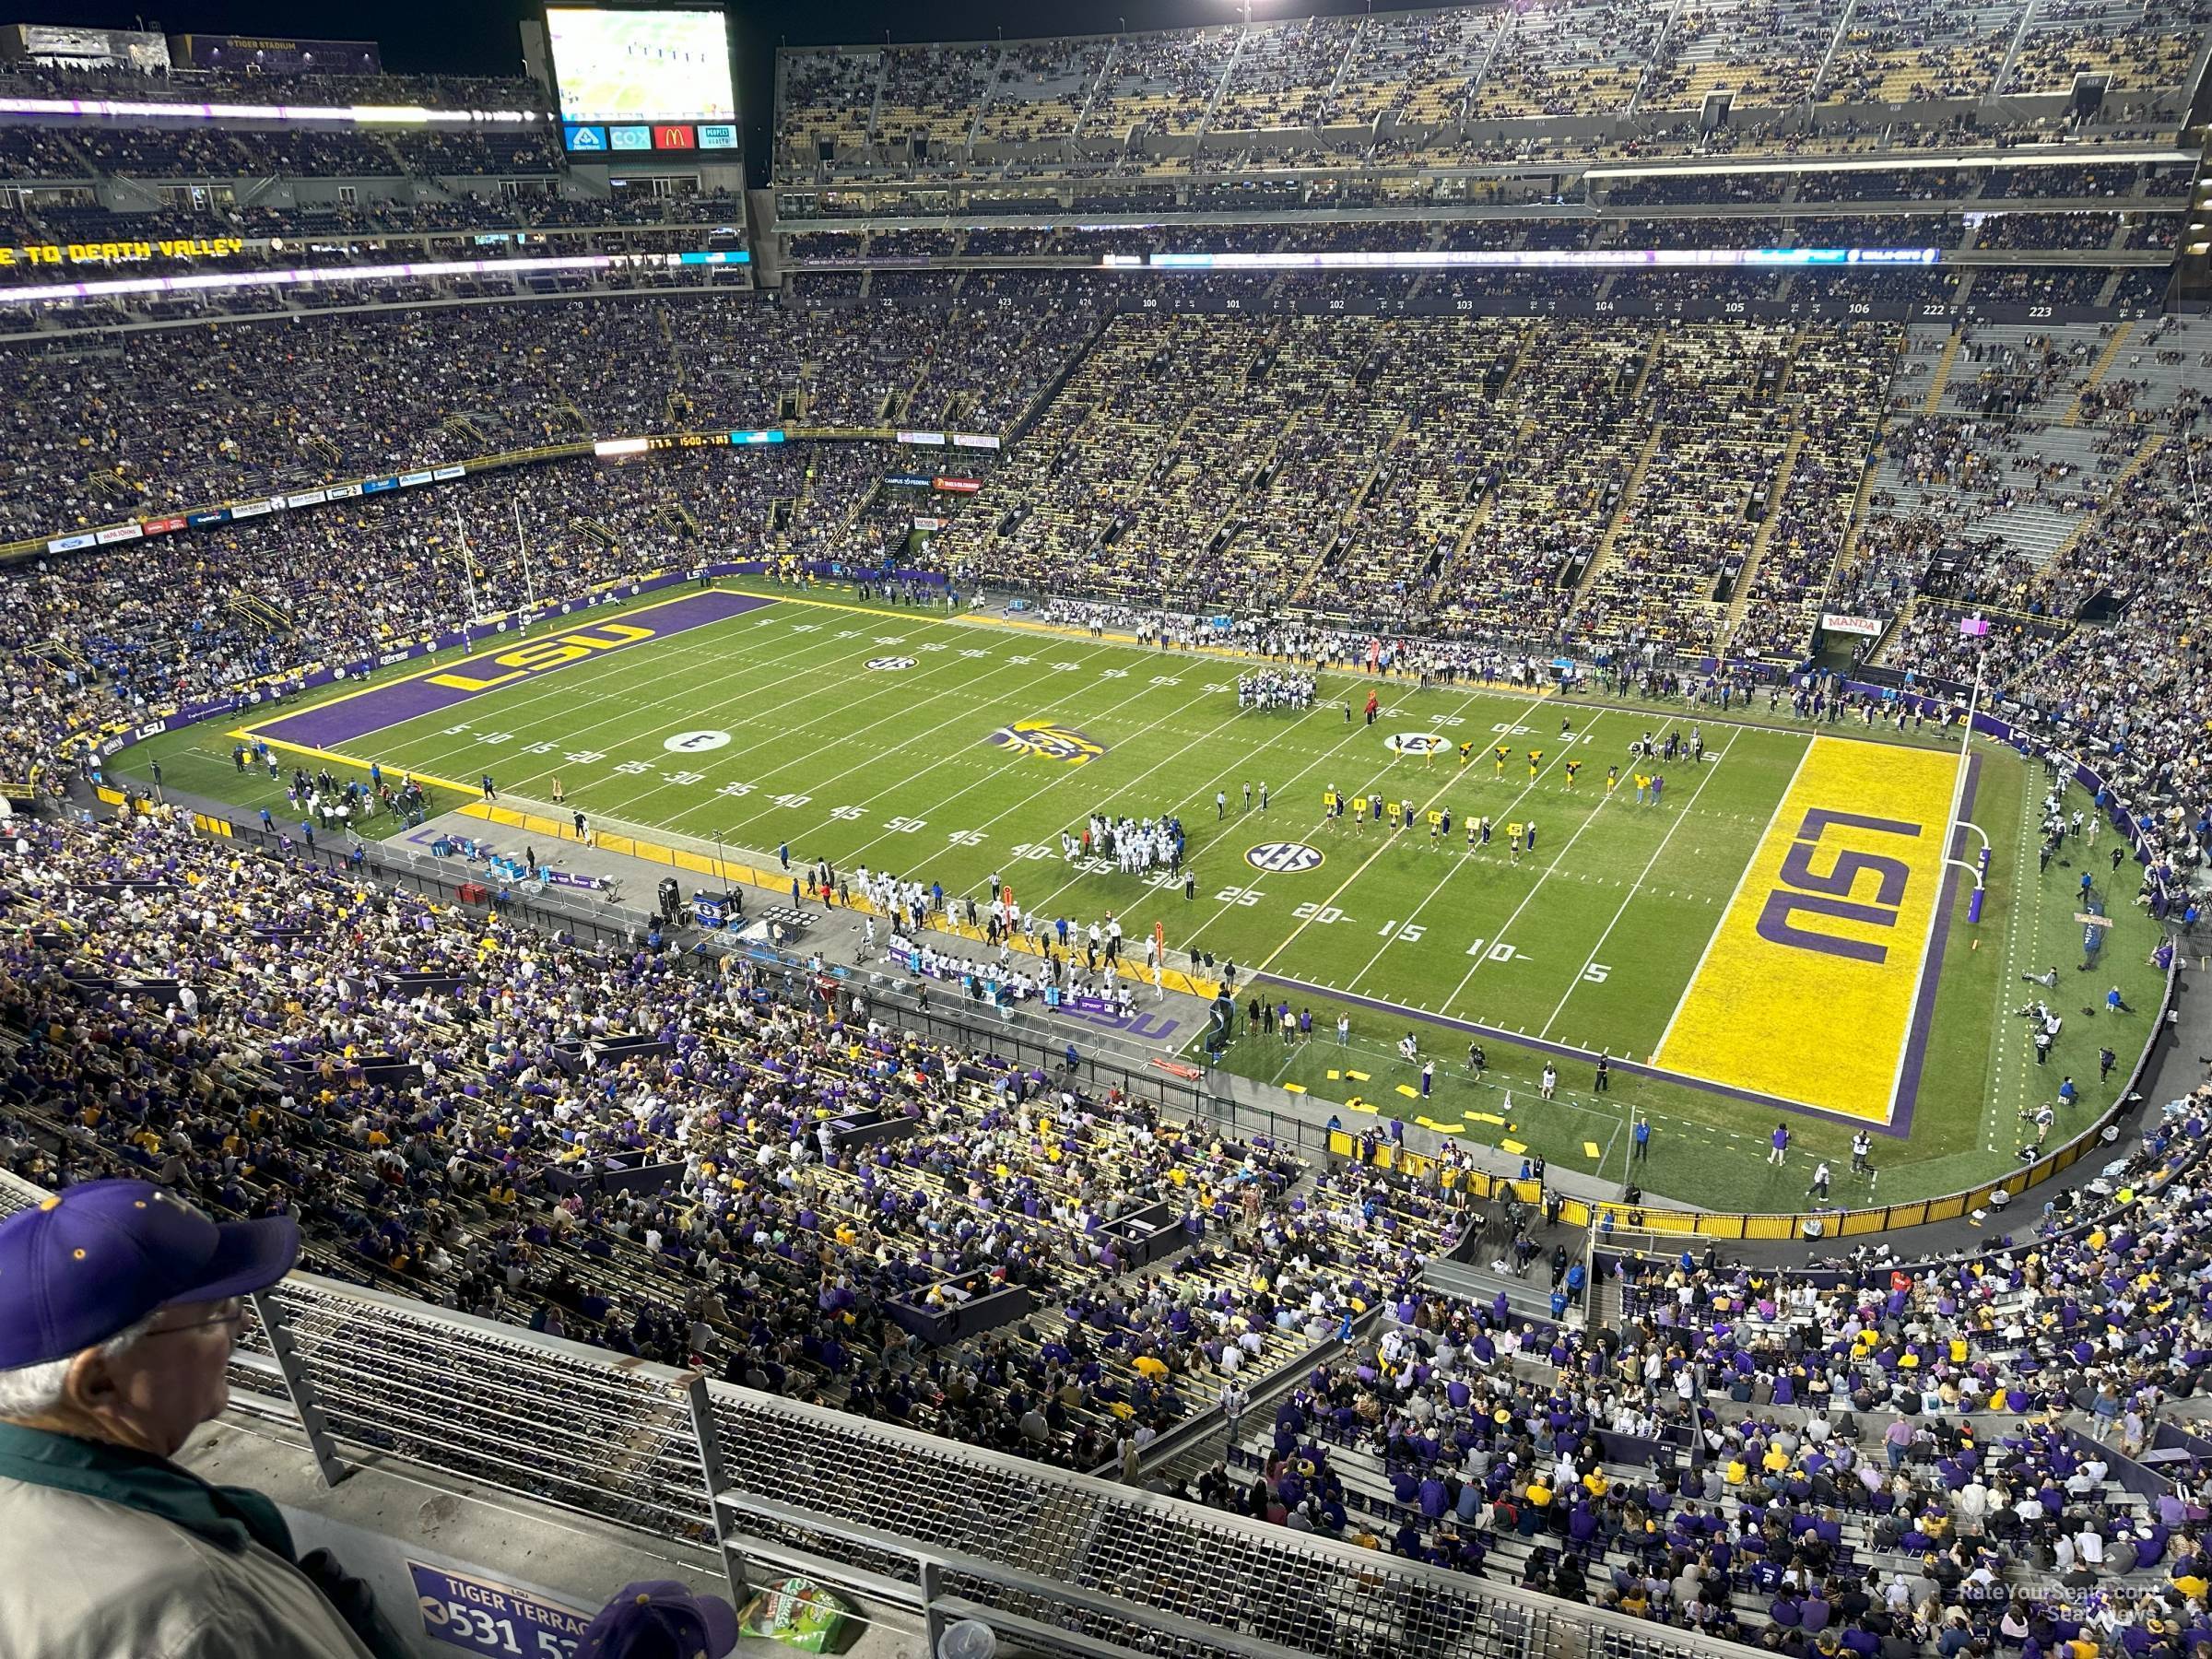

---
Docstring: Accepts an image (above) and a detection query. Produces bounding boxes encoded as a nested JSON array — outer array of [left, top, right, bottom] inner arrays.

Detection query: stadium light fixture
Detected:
[[0, 96, 540, 126]]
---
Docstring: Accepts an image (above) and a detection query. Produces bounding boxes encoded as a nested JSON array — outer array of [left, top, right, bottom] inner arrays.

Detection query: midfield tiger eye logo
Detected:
[[986, 719, 1106, 766]]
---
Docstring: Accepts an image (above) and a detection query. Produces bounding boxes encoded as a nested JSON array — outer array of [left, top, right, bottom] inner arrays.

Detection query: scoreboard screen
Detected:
[[547, 6, 735, 142]]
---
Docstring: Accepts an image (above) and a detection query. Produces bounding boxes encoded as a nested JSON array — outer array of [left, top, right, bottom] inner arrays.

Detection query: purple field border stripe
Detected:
[[1888, 749, 1983, 1140], [1246, 969, 1888, 1134], [248, 591, 776, 751]]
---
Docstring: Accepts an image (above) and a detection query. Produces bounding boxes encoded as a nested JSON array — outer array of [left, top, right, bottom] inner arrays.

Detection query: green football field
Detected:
[[132, 579, 2169, 1214]]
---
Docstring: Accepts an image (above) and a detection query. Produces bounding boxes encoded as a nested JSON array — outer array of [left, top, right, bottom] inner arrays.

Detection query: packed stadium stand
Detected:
[[4, 3, 2212, 1656]]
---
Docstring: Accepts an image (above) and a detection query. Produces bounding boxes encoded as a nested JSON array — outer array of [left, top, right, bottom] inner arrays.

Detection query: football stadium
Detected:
[[1, 0, 2211, 1655]]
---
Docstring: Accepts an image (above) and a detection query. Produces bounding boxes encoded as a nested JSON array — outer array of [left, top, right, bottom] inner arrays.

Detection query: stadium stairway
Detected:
[[1921, 331, 1965, 415], [1721, 429, 1807, 638], [1569, 425, 1665, 605], [1419, 1253, 1562, 1332], [2035, 430, 2171, 572], [1292, 410, 1414, 605], [2058, 322, 2136, 425]]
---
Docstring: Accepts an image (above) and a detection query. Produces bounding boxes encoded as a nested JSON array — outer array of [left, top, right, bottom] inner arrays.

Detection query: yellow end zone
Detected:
[[1654, 735, 1959, 1123]]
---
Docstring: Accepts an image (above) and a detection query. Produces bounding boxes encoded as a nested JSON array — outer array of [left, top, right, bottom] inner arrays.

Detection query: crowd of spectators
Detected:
[[0, 208, 2200, 1659], [1164, 1077, 2212, 1643], [0, 289, 1105, 540], [0, 803, 1461, 1475], [0, 60, 550, 114], [769, 0, 2204, 187], [936, 310, 1901, 658]]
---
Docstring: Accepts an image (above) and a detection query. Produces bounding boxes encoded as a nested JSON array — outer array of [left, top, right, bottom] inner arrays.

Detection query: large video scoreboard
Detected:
[[547, 6, 738, 156]]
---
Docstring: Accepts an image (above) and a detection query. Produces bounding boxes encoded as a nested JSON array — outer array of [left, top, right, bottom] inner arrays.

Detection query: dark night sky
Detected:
[[18, 0, 1388, 182]]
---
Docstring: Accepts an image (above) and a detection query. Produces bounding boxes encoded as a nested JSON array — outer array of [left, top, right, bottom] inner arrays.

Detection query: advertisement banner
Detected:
[[47, 532, 97, 553], [140, 515, 186, 535], [285, 488, 327, 510], [229, 500, 271, 520], [399, 470, 434, 488], [325, 482, 363, 500], [185, 509, 229, 527], [361, 477, 399, 495], [932, 477, 982, 493], [94, 523, 143, 545], [433, 465, 466, 481], [1819, 612, 1886, 637], [951, 433, 1001, 450], [895, 430, 947, 447]]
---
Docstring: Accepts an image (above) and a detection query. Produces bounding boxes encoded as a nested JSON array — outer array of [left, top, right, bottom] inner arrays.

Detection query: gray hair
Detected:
[[0, 1312, 163, 1418]]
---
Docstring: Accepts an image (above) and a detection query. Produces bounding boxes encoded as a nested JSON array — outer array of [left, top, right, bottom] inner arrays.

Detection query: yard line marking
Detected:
[[1039, 680, 1500, 940], [828, 665, 1279, 876], [725, 639, 1171, 844], [1171, 685, 1539, 959], [1242, 677, 1567, 984], [329, 603, 869, 763], [1536, 726, 1745, 1041], [1014, 693, 1388, 924], [1651, 737, 1814, 1062], [683, 636, 1141, 845], [1336, 712, 1619, 999], [575, 634, 1130, 826], [249, 606, 910, 800], [388, 606, 978, 801]]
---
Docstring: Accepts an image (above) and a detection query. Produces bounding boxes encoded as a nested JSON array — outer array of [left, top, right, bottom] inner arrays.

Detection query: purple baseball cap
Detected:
[[576, 1582, 739, 1659], [0, 1180, 300, 1369]]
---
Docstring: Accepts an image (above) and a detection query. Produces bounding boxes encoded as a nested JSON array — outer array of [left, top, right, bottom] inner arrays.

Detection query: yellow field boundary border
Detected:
[[458, 802, 1226, 1003], [1324, 1056, 2152, 1241]]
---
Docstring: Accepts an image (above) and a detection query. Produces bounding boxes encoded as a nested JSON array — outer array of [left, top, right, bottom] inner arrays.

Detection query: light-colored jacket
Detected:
[[0, 1467, 376, 1659]]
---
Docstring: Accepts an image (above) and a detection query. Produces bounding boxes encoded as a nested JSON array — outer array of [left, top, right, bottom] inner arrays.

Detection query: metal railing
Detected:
[[0, 1171, 1746, 1659], [855, 979, 1334, 1157], [0, 1227, 1728, 1659]]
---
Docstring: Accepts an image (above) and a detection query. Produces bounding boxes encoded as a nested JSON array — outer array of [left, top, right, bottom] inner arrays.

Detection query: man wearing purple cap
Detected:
[[0, 1180, 406, 1658]]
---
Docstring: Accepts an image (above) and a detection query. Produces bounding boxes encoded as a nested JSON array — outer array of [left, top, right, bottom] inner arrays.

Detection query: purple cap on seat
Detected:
[[0, 1180, 299, 1368], [576, 1582, 739, 1659]]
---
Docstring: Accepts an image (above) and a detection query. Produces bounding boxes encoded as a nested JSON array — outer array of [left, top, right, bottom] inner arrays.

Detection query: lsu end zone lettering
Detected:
[[424, 623, 654, 691], [1655, 737, 1959, 1122]]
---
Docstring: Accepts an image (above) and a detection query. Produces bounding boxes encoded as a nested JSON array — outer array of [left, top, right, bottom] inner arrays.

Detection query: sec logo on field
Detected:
[[664, 729, 732, 752], [865, 656, 916, 671], [1386, 733, 1449, 755], [1246, 841, 1324, 874]]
